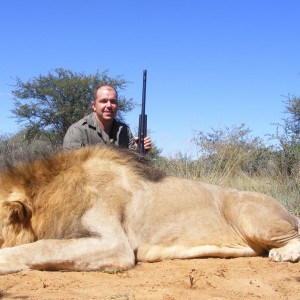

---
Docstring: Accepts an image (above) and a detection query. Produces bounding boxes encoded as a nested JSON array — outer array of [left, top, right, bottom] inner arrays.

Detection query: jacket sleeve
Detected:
[[127, 127, 135, 150], [63, 124, 87, 150]]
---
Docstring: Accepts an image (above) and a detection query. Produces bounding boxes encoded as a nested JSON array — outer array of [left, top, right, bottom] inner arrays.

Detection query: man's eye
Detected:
[[99, 100, 117, 105]]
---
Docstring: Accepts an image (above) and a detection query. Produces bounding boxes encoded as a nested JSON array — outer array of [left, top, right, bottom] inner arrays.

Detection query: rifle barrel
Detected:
[[141, 70, 147, 115], [138, 70, 147, 154]]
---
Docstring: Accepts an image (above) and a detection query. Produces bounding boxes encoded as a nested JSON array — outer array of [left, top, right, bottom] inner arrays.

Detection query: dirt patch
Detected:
[[0, 257, 299, 299]]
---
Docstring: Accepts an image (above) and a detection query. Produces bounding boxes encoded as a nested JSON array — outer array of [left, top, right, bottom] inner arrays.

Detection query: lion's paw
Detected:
[[0, 248, 29, 275], [269, 240, 300, 262]]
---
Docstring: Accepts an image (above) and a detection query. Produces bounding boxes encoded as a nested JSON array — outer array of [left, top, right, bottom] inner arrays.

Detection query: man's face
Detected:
[[92, 86, 118, 124]]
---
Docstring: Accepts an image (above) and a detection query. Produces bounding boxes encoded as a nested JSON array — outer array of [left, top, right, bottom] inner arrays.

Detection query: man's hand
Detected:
[[134, 136, 152, 153]]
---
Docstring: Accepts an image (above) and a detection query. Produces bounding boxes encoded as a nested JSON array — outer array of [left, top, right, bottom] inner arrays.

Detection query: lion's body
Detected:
[[0, 146, 299, 274]]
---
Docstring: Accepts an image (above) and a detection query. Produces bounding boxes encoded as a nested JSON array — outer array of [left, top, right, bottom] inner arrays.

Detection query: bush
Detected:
[[0, 131, 59, 170]]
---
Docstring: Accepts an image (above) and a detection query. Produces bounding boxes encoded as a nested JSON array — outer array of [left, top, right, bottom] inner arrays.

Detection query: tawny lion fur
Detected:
[[0, 145, 299, 274]]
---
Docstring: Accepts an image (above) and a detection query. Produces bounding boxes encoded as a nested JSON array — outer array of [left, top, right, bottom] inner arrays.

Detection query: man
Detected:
[[63, 84, 152, 152]]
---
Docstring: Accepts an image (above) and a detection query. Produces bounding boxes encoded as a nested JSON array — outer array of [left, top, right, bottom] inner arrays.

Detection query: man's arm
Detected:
[[63, 125, 87, 150]]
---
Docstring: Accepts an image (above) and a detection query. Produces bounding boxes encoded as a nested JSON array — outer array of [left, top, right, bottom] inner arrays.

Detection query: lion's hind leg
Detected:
[[269, 238, 300, 262], [240, 214, 300, 261], [226, 192, 300, 261], [269, 218, 300, 262]]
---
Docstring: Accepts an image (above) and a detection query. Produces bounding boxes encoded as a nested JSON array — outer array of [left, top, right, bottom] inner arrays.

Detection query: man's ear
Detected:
[[91, 101, 96, 111]]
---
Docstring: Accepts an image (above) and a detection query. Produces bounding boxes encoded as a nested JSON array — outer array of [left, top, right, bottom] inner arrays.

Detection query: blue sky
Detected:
[[1, 0, 300, 157]]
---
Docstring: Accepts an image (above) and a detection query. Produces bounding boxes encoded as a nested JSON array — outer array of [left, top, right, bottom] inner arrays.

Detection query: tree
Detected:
[[11, 68, 135, 146], [283, 94, 300, 138], [193, 124, 273, 177], [271, 94, 300, 176]]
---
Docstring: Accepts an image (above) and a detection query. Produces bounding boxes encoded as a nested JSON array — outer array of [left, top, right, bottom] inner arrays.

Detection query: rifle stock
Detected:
[[138, 70, 147, 154]]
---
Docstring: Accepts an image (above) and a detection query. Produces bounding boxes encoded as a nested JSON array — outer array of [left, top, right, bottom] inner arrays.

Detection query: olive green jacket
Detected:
[[63, 112, 135, 150]]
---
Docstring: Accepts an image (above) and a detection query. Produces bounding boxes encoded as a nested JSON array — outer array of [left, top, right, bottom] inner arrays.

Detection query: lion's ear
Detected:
[[6, 201, 32, 223], [13, 201, 32, 223]]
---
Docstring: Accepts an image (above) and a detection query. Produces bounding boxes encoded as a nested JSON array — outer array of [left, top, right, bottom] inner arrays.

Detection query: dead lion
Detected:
[[0, 145, 299, 274]]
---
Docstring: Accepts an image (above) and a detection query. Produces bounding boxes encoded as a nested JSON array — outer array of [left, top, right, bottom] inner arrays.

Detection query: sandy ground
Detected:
[[0, 256, 300, 299]]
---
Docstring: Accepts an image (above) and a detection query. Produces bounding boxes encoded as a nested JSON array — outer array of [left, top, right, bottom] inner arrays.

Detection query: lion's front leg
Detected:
[[0, 236, 135, 274], [0, 199, 136, 274]]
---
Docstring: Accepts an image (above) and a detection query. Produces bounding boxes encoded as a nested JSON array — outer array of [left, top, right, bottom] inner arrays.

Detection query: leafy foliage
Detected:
[[192, 124, 275, 180], [270, 94, 300, 176], [0, 131, 59, 170]]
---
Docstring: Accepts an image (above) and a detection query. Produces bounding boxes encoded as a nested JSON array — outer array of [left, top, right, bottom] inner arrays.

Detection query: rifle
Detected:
[[138, 70, 147, 154]]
